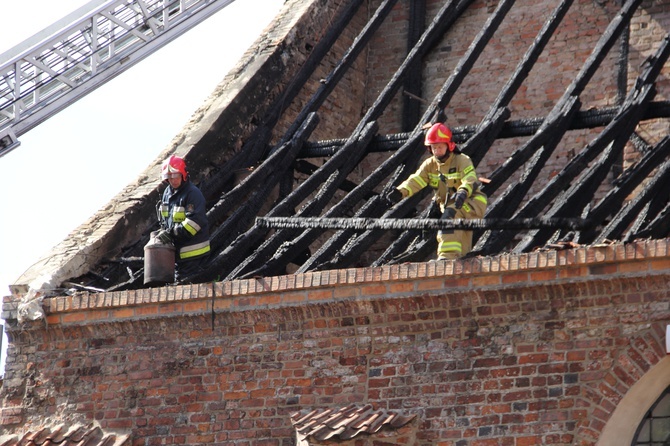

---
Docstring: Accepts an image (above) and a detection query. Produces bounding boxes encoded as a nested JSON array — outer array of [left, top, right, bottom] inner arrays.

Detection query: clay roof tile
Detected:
[[291, 405, 416, 441], [0, 424, 128, 446]]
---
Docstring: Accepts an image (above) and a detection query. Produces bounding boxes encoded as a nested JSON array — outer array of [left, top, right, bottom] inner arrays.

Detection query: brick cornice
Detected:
[[4, 238, 670, 329]]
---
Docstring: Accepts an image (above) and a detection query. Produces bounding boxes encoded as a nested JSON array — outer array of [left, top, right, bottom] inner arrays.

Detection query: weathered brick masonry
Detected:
[[2, 240, 669, 445], [5, 0, 670, 444]]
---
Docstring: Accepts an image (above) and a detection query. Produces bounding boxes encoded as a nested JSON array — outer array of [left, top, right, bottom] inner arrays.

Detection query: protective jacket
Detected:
[[160, 181, 210, 261], [397, 151, 487, 210], [396, 151, 488, 259]]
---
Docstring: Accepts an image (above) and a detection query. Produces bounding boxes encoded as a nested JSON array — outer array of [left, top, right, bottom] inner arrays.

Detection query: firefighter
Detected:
[[155, 155, 210, 281], [387, 123, 487, 260]]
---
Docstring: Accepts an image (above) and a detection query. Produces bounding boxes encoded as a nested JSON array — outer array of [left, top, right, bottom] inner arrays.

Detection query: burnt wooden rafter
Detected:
[[402, 0, 426, 131], [207, 113, 321, 253], [597, 151, 670, 243], [473, 0, 645, 254], [226, 121, 380, 280], [289, 146, 428, 273], [507, 34, 670, 253], [301, 0, 519, 271], [252, 0, 518, 275], [588, 136, 670, 238], [299, 102, 670, 158], [629, 198, 670, 242], [221, 0, 484, 280], [481, 0, 643, 202], [187, 0, 402, 282], [61, 0, 670, 291], [508, 86, 655, 253], [200, 0, 367, 202], [257, 216, 592, 231], [487, 83, 652, 254], [373, 200, 439, 266], [465, 0, 574, 166]]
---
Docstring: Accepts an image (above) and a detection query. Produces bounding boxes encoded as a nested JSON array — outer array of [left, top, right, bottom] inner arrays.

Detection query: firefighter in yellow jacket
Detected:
[[387, 123, 488, 260]]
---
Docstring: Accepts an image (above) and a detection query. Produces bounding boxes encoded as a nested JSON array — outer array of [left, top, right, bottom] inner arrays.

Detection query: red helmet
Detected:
[[424, 123, 456, 151], [161, 155, 188, 181]]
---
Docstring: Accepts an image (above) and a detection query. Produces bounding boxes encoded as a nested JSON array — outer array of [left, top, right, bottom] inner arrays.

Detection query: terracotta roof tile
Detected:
[[0, 424, 129, 446], [291, 404, 416, 442]]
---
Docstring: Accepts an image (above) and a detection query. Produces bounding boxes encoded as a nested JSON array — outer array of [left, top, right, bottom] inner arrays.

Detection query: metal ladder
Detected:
[[0, 0, 236, 157]]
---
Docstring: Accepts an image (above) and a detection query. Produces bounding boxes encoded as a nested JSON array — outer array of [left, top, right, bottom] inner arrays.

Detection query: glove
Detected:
[[440, 207, 457, 220], [385, 189, 403, 205], [428, 202, 441, 219], [155, 229, 173, 245], [452, 189, 468, 210]]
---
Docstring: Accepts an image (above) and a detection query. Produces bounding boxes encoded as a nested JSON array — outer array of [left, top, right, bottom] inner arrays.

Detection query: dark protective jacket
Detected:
[[160, 181, 210, 261]]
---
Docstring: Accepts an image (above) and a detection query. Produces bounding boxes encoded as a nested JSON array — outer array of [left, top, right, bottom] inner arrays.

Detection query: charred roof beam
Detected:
[[227, 0, 492, 279], [186, 115, 321, 283], [481, 0, 643, 199], [300, 101, 670, 158], [597, 154, 670, 244], [373, 201, 440, 266], [507, 34, 670, 252], [191, 0, 405, 282], [224, 121, 379, 280], [307, 0, 518, 272], [205, 113, 320, 256], [257, 216, 592, 231], [508, 87, 656, 253], [200, 0, 368, 200], [577, 135, 670, 245], [402, 0, 426, 131], [464, 0, 574, 166], [293, 134, 429, 273]]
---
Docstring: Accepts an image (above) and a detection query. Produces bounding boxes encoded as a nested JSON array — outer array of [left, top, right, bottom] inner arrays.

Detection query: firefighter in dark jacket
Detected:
[[155, 155, 210, 281], [387, 123, 488, 260]]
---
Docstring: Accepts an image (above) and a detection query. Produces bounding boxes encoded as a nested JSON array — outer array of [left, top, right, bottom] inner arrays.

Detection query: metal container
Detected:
[[144, 238, 175, 286]]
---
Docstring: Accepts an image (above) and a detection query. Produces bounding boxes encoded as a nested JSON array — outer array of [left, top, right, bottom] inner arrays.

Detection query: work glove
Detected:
[[385, 189, 403, 205], [452, 189, 468, 210], [440, 207, 457, 220], [155, 229, 174, 245], [422, 203, 442, 240], [428, 202, 441, 219]]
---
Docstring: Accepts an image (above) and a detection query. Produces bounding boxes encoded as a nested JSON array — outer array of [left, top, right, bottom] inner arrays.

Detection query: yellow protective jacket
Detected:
[[396, 151, 487, 210]]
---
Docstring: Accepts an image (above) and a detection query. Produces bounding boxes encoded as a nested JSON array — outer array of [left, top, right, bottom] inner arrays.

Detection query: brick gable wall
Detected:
[[361, 0, 670, 202], [2, 239, 669, 444], [4, 0, 670, 444]]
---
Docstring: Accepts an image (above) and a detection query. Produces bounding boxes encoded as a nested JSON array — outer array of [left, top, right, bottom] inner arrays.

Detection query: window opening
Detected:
[[632, 385, 670, 445]]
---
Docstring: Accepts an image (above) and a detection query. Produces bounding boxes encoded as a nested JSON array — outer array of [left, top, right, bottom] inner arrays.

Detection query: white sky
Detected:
[[0, 0, 285, 372]]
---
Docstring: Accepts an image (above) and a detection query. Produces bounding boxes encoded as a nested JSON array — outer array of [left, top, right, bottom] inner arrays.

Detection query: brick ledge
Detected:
[[3, 238, 670, 327]]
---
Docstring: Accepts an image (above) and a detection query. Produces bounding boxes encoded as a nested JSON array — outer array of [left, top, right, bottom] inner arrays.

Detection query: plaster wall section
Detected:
[[2, 239, 670, 445]]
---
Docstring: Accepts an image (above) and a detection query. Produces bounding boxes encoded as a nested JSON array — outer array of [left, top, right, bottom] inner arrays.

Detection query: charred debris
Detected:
[[67, 0, 670, 293]]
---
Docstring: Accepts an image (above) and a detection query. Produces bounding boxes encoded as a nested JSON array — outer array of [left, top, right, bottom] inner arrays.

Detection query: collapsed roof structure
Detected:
[[11, 0, 670, 295]]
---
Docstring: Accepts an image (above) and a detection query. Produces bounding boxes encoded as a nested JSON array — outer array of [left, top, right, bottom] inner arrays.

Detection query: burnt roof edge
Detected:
[[7, 0, 318, 299]]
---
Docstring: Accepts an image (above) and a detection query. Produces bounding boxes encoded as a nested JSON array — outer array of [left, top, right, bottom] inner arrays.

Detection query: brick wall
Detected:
[[4, 1, 670, 444], [2, 239, 669, 445], [363, 0, 670, 197]]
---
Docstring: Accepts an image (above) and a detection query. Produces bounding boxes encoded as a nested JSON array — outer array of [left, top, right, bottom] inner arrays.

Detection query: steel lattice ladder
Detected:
[[0, 0, 236, 157]]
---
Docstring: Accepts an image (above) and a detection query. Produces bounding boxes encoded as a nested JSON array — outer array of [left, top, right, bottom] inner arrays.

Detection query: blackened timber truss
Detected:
[[64, 0, 670, 292]]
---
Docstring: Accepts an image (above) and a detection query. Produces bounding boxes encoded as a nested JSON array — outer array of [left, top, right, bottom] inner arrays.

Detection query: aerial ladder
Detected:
[[0, 0, 237, 157]]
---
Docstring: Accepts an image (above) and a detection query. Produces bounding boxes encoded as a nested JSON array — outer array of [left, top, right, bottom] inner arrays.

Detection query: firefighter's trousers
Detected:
[[437, 196, 487, 259]]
